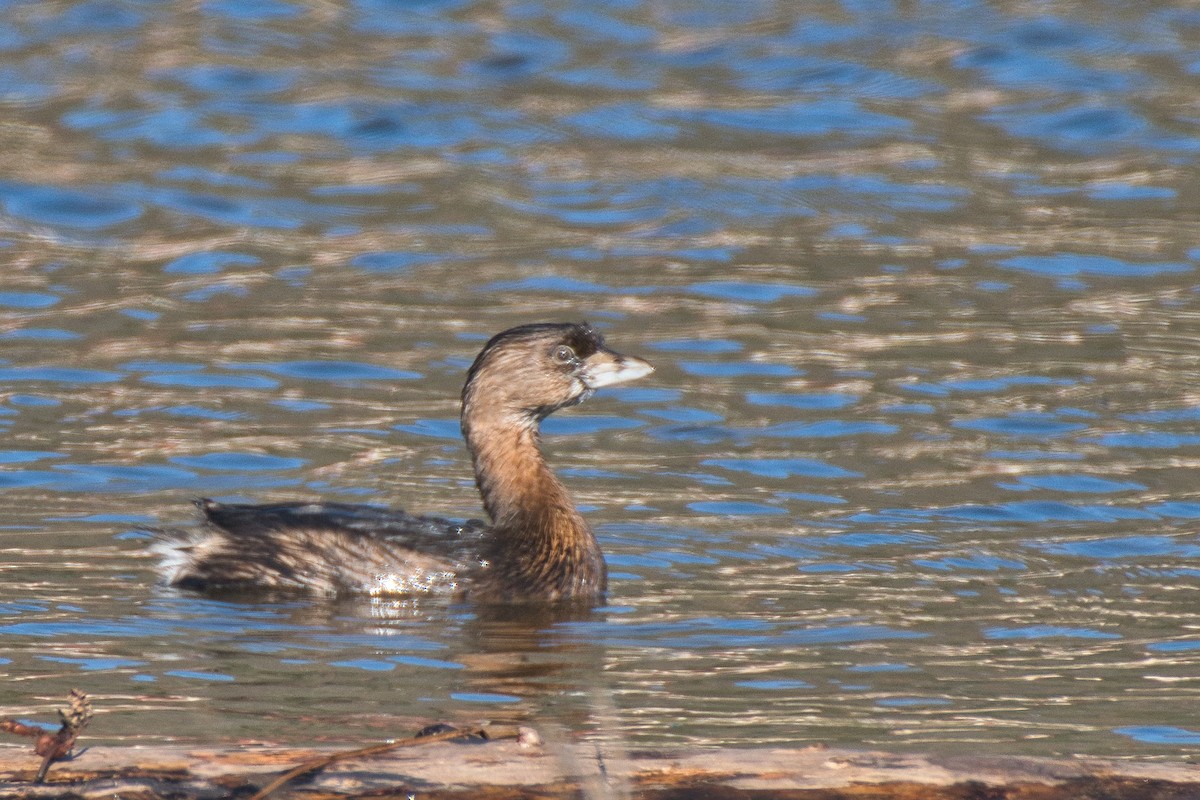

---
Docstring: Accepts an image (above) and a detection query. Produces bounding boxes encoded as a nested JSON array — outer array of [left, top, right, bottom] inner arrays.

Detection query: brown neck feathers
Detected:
[[462, 412, 605, 600]]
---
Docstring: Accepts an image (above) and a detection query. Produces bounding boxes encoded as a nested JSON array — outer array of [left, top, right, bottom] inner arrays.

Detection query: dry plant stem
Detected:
[[248, 725, 521, 800], [34, 750, 58, 785], [0, 689, 92, 785]]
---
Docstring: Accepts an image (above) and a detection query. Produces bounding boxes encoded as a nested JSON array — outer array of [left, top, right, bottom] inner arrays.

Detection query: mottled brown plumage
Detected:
[[155, 322, 653, 604]]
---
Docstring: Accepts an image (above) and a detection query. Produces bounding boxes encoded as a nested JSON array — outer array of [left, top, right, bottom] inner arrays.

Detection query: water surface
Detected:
[[1, 0, 1200, 760]]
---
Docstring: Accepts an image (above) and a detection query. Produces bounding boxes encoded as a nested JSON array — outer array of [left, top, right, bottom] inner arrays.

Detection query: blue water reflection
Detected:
[[1, 328, 81, 341], [227, 361, 420, 382], [170, 453, 306, 472], [0, 292, 59, 308], [1031, 536, 1200, 560], [163, 252, 261, 275], [952, 414, 1088, 437], [998, 475, 1145, 493], [0, 182, 142, 229], [1116, 726, 1200, 745], [0, 367, 124, 384], [997, 254, 1191, 277], [703, 458, 860, 480]]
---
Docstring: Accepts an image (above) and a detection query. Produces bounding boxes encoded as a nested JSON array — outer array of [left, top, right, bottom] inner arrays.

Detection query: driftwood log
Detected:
[[2, 735, 1199, 800]]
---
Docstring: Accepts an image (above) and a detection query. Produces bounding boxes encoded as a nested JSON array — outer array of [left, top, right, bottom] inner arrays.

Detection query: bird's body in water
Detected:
[[154, 322, 653, 604]]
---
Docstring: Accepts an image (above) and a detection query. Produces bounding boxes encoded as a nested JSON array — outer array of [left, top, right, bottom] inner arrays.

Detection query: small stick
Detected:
[[33, 749, 59, 785], [248, 724, 522, 800], [0, 689, 93, 784]]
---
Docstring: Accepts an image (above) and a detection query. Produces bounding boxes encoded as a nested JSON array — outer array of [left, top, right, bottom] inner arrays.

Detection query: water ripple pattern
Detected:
[[0, 0, 1199, 759]]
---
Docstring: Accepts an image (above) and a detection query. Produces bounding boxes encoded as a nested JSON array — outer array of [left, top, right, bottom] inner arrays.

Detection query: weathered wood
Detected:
[[1, 739, 1198, 799]]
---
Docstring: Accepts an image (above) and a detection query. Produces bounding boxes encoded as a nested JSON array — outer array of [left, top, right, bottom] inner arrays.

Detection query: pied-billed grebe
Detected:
[[155, 322, 653, 603]]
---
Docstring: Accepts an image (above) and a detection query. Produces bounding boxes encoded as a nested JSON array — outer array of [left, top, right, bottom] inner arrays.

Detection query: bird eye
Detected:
[[553, 345, 576, 363]]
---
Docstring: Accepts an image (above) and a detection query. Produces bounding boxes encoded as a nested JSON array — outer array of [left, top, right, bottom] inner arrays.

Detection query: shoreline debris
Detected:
[[0, 689, 93, 784]]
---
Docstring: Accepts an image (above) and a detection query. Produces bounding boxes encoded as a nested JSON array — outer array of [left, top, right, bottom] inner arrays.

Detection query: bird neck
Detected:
[[461, 409, 605, 598], [463, 413, 579, 532]]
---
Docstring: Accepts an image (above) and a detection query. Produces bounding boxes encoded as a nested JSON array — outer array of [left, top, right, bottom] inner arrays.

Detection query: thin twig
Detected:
[[33, 749, 58, 785], [248, 724, 522, 800]]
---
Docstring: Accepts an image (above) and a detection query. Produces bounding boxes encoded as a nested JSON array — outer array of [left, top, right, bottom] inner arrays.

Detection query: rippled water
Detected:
[[2, 0, 1200, 760]]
